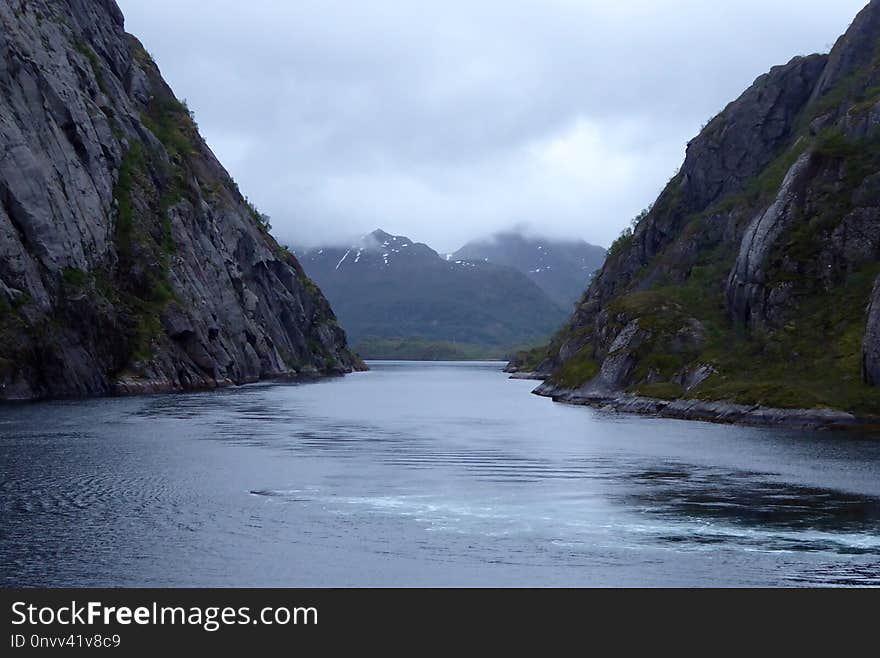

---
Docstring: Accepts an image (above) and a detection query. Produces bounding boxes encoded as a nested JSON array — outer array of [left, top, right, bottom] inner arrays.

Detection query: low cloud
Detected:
[[117, 0, 867, 250]]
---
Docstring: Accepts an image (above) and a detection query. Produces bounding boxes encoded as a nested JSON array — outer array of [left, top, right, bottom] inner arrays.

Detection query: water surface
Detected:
[[2, 361, 879, 587]]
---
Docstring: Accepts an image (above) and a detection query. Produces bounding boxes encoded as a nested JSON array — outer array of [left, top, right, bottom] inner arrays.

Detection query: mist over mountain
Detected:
[[116, 0, 868, 253], [297, 230, 569, 358], [453, 232, 606, 308]]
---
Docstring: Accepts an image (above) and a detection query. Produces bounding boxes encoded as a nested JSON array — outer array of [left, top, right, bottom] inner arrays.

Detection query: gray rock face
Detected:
[[809, 0, 880, 107], [0, 1, 362, 400], [864, 277, 880, 386], [608, 320, 641, 354], [677, 364, 716, 392], [563, 52, 830, 348], [681, 55, 827, 212], [726, 151, 813, 326], [527, 0, 880, 421]]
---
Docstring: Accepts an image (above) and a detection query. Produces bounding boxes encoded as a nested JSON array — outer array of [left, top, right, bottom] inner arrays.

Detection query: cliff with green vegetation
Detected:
[[0, 0, 362, 400], [517, 1, 880, 428]]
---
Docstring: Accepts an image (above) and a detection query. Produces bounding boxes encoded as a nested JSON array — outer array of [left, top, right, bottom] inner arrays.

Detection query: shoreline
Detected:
[[529, 379, 880, 432], [0, 368, 361, 405], [508, 372, 547, 381]]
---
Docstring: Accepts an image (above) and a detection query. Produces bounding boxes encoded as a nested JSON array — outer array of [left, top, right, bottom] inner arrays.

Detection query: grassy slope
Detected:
[[544, 69, 880, 414]]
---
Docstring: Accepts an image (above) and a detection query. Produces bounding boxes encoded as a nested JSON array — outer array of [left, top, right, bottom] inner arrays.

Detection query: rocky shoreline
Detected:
[[528, 379, 877, 431], [111, 365, 350, 397], [507, 371, 546, 381], [0, 367, 358, 403]]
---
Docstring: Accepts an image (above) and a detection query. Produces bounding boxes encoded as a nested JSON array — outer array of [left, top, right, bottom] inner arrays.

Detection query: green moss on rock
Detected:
[[552, 348, 600, 389], [633, 382, 685, 400]]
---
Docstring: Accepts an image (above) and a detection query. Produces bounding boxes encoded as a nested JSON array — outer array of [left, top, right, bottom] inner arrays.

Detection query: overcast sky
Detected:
[[116, 0, 867, 251]]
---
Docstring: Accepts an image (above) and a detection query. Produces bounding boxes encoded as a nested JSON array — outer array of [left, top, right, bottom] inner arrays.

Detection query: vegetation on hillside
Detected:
[[302, 242, 569, 349], [354, 337, 541, 361], [543, 43, 880, 415]]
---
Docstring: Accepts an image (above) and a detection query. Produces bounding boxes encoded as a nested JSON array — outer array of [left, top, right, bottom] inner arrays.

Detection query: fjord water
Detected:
[[2, 362, 879, 587]]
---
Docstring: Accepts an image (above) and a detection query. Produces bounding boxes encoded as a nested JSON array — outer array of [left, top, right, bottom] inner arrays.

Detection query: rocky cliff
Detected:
[[0, 0, 362, 400], [524, 0, 880, 424]]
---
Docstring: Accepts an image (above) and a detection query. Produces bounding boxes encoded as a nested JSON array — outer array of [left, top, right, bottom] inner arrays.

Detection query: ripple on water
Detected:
[[3, 362, 880, 587]]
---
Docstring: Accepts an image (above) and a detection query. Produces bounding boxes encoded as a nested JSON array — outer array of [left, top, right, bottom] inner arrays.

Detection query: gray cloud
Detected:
[[116, 0, 867, 251]]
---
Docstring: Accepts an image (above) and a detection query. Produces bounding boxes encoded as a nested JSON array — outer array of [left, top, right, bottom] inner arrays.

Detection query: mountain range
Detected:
[[453, 232, 606, 308], [298, 229, 589, 358], [511, 0, 880, 427]]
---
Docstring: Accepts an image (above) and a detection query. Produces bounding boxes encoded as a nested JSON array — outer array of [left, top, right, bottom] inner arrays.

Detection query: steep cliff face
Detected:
[[531, 0, 880, 418], [0, 0, 362, 400]]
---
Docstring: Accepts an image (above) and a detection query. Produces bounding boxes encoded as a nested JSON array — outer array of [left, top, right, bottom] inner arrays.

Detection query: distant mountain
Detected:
[[297, 230, 568, 356], [453, 232, 607, 308]]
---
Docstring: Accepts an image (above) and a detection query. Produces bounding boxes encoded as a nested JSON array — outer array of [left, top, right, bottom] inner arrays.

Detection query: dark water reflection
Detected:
[[2, 362, 879, 587]]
